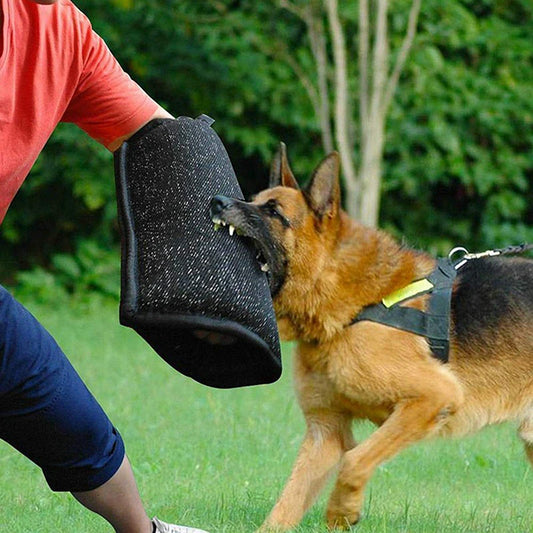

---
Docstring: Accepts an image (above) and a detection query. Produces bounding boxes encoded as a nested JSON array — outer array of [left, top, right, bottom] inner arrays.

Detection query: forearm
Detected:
[[108, 106, 174, 152]]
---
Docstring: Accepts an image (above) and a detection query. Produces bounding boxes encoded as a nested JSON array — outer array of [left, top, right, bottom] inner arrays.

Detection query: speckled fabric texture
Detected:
[[114, 116, 281, 388]]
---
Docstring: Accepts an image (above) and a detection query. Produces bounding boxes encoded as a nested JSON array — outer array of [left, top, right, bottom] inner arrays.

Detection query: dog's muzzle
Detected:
[[210, 195, 234, 218]]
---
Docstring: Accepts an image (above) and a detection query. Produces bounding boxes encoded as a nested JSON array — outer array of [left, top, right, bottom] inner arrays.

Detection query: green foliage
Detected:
[[383, 0, 533, 253], [14, 267, 69, 304], [14, 240, 120, 303], [1, 0, 532, 293], [51, 240, 120, 298]]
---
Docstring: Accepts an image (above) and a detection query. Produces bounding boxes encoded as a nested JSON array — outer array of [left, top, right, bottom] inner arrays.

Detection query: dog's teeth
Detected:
[[229, 225, 235, 236], [212, 217, 221, 224], [261, 263, 270, 272], [221, 221, 227, 226]]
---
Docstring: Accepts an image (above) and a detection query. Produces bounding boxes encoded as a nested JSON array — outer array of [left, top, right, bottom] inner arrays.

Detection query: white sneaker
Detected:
[[152, 516, 210, 533]]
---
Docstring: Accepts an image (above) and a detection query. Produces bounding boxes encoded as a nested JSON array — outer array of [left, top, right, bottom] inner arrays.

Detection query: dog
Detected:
[[210, 144, 533, 530]]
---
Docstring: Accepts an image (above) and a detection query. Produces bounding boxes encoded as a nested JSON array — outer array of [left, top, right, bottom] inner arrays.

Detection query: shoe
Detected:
[[152, 516, 210, 533]]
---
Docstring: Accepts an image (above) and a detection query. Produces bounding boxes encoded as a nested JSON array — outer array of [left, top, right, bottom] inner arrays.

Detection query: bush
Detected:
[[13, 239, 120, 305]]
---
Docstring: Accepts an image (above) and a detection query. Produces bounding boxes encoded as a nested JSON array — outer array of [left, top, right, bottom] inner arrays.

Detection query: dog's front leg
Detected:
[[325, 388, 462, 530], [258, 413, 354, 532]]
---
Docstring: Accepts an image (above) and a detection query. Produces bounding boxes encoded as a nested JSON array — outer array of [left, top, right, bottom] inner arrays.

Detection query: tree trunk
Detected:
[[357, 0, 388, 227], [307, 3, 335, 153], [358, 119, 385, 226], [358, 0, 370, 160], [324, 0, 359, 218], [280, 0, 422, 226]]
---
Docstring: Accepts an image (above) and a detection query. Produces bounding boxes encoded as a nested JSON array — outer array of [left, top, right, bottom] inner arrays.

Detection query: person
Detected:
[[0, 0, 210, 531]]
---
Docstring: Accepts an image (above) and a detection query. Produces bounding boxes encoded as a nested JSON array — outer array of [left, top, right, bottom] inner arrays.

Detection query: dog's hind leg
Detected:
[[258, 412, 354, 532], [325, 376, 463, 530]]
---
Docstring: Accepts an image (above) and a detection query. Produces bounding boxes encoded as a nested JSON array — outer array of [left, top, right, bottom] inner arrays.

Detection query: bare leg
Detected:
[[258, 413, 354, 532], [72, 455, 152, 533]]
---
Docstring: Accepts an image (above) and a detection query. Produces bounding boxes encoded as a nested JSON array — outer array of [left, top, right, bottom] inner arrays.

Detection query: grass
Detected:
[[0, 297, 531, 532]]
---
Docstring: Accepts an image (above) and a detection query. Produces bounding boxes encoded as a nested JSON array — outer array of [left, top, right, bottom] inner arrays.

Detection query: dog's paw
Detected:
[[326, 479, 364, 530], [325, 508, 361, 530], [326, 493, 362, 530]]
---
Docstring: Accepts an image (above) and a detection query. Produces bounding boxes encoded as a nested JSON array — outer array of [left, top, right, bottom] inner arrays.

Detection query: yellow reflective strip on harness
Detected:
[[382, 278, 434, 308]]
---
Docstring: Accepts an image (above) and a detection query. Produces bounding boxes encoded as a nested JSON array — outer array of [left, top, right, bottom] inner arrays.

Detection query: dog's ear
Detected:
[[269, 142, 299, 189], [304, 152, 340, 218]]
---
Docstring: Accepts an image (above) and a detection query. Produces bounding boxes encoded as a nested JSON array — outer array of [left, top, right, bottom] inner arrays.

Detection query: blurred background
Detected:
[[2, 0, 532, 301]]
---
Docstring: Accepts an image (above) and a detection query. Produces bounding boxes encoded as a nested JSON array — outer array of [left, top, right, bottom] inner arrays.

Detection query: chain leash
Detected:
[[448, 243, 533, 270]]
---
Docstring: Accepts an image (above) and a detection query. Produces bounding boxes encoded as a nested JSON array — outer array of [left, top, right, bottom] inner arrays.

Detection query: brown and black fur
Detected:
[[210, 145, 533, 531]]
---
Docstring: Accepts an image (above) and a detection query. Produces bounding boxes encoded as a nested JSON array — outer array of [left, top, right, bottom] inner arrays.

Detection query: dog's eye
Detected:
[[262, 200, 291, 228], [264, 199, 280, 215]]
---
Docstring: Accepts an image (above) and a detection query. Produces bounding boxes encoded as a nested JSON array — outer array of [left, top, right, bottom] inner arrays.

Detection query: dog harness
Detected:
[[351, 243, 533, 364], [351, 258, 457, 363]]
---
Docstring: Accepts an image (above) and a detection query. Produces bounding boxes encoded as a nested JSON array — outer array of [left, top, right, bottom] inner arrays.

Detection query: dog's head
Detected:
[[210, 143, 341, 297]]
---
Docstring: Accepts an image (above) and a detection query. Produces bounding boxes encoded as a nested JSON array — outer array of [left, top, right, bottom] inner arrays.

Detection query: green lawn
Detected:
[[0, 299, 531, 532]]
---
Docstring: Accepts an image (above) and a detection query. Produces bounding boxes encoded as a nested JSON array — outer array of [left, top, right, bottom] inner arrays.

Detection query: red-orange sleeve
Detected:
[[61, 7, 158, 149]]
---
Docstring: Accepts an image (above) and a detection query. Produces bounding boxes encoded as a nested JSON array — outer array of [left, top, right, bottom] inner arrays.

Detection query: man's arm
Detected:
[[61, 4, 175, 151], [107, 106, 174, 152]]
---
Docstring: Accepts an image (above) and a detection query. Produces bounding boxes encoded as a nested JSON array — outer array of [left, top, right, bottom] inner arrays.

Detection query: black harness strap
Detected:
[[351, 258, 457, 363]]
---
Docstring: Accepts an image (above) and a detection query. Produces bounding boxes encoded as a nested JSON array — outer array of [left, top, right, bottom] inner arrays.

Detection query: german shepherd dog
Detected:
[[210, 145, 533, 531]]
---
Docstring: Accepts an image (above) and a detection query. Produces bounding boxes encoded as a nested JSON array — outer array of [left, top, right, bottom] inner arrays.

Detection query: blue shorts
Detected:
[[0, 286, 125, 492]]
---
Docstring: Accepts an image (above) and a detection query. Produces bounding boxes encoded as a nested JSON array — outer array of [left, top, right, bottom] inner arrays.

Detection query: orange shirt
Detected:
[[0, 0, 158, 223]]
